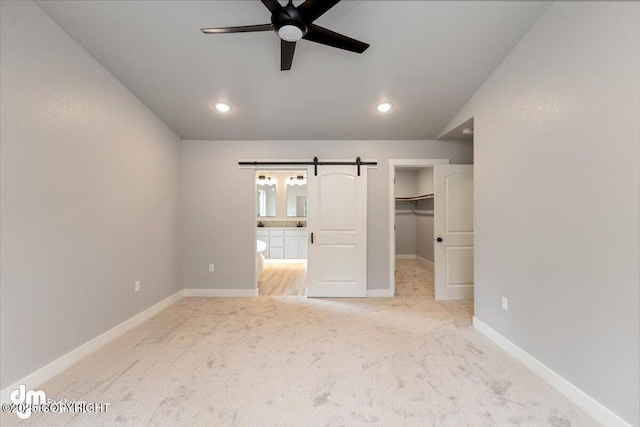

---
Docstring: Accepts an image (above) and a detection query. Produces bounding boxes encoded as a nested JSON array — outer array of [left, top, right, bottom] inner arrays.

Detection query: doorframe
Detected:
[[241, 159, 377, 295], [388, 159, 450, 296], [249, 164, 308, 293]]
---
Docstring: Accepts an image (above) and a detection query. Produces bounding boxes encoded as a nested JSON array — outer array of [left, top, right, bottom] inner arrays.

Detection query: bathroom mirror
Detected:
[[256, 174, 276, 217], [286, 175, 307, 217]]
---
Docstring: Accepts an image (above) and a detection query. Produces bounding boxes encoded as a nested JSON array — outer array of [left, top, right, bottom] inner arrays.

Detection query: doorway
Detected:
[[389, 160, 448, 296], [255, 170, 308, 296], [245, 158, 374, 298], [389, 159, 475, 300]]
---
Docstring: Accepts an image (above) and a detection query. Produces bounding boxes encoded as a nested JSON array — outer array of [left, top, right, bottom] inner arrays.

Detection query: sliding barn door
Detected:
[[434, 165, 474, 300], [307, 165, 367, 297]]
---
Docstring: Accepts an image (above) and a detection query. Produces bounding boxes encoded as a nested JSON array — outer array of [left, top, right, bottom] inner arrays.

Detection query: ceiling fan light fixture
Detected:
[[215, 102, 231, 113], [376, 102, 393, 113], [278, 24, 303, 42]]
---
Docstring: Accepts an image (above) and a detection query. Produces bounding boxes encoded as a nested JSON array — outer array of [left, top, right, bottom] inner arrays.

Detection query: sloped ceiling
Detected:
[[36, 1, 551, 140]]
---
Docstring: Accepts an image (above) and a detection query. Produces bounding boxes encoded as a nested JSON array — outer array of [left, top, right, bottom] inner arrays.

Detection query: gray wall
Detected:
[[395, 169, 436, 262], [0, 1, 182, 389], [394, 212, 417, 256], [441, 2, 639, 424], [394, 171, 417, 256], [182, 140, 473, 291], [394, 170, 418, 197], [415, 168, 435, 262]]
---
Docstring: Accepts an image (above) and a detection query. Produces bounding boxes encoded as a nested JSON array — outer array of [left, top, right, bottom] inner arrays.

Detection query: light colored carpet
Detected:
[[1, 259, 599, 426]]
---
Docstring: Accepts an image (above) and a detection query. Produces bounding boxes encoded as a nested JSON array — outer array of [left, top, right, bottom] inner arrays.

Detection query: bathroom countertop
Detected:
[[257, 227, 307, 230]]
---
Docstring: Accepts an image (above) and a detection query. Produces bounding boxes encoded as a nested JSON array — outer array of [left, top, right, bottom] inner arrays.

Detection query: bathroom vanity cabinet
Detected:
[[257, 228, 307, 260], [285, 229, 308, 259]]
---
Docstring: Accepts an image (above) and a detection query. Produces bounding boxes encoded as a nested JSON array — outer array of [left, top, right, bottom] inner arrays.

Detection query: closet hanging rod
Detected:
[[395, 194, 434, 202], [239, 157, 377, 176]]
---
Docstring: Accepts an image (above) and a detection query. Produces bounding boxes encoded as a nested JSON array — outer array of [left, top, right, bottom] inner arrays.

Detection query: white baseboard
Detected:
[[183, 288, 259, 297], [1, 290, 184, 404], [472, 317, 631, 427], [395, 254, 435, 267], [415, 255, 434, 266], [367, 289, 394, 298]]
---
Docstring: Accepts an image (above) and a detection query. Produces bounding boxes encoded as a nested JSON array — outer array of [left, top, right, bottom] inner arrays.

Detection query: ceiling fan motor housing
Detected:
[[272, 3, 307, 40]]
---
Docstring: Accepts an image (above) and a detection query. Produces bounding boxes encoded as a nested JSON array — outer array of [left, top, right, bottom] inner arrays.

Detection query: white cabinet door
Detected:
[[285, 237, 299, 259], [270, 247, 284, 259], [284, 230, 307, 259], [269, 230, 285, 259], [298, 236, 308, 259], [434, 165, 474, 300], [307, 165, 367, 297]]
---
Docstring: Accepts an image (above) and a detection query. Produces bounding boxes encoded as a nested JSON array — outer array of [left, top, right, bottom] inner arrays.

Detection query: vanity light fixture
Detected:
[[462, 128, 474, 135], [215, 102, 231, 112], [287, 176, 307, 186], [376, 102, 393, 113], [256, 175, 275, 185]]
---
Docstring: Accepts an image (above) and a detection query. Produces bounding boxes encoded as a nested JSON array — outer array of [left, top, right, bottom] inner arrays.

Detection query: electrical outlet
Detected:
[[135, 281, 141, 293], [209, 264, 215, 272], [501, 296, 508, 311]]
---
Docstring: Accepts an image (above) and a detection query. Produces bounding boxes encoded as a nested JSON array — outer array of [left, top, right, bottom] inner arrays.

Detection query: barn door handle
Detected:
[[436, 237, 443, 242], [311, 233, 314, 244]]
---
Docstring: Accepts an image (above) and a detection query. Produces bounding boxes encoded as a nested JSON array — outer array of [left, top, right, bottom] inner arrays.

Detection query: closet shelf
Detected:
[[395, 193, 434, 202]]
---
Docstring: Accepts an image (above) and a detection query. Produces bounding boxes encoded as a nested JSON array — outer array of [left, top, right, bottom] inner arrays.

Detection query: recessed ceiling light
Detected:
[[215, 102, 231, 112], [376, 102, 393, 113], [462, 128, 474, 135]]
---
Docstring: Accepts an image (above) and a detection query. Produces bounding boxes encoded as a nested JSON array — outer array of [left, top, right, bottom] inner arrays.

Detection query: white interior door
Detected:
[[434, 165, 474, 300], [307, 165, 367, 297]]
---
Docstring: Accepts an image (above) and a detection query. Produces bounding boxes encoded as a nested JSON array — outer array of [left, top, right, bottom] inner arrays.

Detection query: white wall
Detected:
[[0, 1, 182, 389], [182, 140, 472, 291], [441, 2, 639, 424]]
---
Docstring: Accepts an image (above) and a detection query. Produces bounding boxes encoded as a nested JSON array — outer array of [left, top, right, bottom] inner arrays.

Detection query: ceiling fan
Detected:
[[201, 0, 370, 71]]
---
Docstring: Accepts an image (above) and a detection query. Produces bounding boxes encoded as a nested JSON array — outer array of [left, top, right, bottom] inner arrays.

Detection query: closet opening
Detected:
[[393, 165, 436, 298], [389, 158, 475, 301], [388, 159, 449, 298]]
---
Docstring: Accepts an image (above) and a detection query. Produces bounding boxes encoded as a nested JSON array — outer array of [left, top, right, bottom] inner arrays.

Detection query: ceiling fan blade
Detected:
[[201, 24, 273, 34], [261, 0, 282, 14], [303, 24, 369, 53], [281, 39, 296, 71], [296, 0, 341, 23]]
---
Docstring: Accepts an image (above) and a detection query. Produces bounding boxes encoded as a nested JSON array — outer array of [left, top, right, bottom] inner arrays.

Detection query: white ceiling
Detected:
[[36, 1, 551, 141]]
